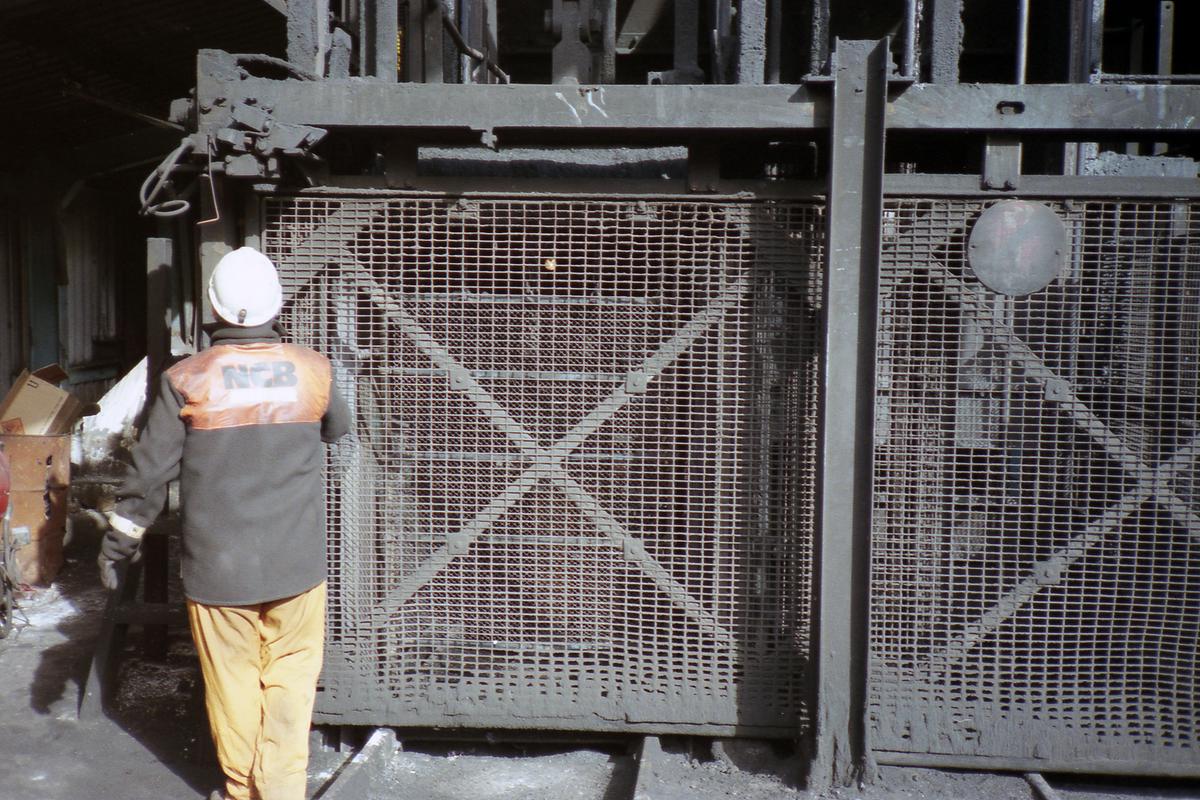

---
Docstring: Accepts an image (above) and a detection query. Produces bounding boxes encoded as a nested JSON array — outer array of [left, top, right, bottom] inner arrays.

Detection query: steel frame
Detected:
[[190, 33, 1200, 788], [197, 66, 1200, 140], [262, 192, 821, 737]]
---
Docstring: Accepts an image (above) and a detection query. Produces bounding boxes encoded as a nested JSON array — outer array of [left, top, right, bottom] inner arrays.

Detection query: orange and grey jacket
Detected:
[[110, 322, 351, 605]]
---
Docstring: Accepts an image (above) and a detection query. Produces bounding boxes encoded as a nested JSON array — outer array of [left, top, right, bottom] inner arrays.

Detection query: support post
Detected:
[[928, 0, 962, 83], [288, 0, 331, 78], [424, 0, 444, 82], [810, 38, 887, 790], [1154, 1, 1174, 154], [735, 0, 767, 84], [197, 173, 238, 346], [145, 238, 173, 379], [363, 0, 399, 80], [1065, 0, 1104, 172], [142, 237, 174, 659], [809, 0, 830, 75]]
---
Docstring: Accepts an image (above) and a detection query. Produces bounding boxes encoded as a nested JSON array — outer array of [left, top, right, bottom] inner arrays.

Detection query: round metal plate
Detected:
[[967, 200, 1067, 297]]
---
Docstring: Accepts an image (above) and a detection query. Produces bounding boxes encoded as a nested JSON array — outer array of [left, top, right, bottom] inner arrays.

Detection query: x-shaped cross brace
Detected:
[[914, 262, 1200, 670], [345, 266, 744, 646]]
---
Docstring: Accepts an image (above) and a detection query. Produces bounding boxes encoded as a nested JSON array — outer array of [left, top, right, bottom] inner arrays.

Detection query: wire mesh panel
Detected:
[[262, 195, 822, 734], [871, 198, 1200, 773]]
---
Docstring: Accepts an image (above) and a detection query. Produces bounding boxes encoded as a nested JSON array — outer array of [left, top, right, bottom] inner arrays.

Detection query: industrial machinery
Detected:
[[110, 0, 1200, 787]]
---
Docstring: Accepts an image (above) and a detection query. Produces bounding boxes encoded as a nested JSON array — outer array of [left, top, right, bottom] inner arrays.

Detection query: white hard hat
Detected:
[[208, 247, 283, 326]]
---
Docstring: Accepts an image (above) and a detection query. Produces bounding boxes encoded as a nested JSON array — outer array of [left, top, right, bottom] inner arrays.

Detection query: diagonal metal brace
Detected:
[[929, 434, 1200, 670], [939, 269, 1200, 542], [351, 267, 747, 642]]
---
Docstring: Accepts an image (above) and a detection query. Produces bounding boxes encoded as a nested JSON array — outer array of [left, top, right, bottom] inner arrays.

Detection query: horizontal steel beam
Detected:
[[887, 83, 1200, 131], [883, 173, 1200, 197], [203, 75, 1200, 139], [289, 173, 1200, 199], [875, 750, 1200, 780], [206, 79, 824, 135]]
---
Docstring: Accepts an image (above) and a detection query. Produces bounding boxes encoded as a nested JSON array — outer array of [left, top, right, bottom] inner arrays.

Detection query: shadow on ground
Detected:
[[0, 511, 220, 800]]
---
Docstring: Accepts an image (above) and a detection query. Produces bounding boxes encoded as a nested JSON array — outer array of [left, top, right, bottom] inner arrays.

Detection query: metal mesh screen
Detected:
[[262, 195, 822, 734], [871, 199, 1200, 771]]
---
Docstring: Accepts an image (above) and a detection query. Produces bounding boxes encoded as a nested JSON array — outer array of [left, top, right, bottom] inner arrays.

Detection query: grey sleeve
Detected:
[[321, 379, 352, 443], [114, 372, 186, 527]]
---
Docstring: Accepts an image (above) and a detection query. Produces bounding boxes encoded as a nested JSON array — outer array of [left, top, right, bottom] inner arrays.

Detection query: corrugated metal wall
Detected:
[[59, 190, 123, 404]]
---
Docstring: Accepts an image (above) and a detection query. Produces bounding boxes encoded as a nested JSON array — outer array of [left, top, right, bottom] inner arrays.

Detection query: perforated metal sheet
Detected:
[[262, 195, 822, 733], [871, 199, 1200, 771]]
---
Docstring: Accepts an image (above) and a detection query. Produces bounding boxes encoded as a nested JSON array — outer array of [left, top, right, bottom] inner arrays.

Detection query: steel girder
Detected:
[[196, 49, 1200, 145]]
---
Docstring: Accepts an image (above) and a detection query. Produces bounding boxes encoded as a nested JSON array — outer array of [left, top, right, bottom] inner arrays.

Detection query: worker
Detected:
[[97, 246, 351, 800]]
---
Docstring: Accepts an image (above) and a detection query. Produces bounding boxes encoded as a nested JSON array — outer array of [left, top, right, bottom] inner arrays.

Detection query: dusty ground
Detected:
[[0, 517, 1197, 800]]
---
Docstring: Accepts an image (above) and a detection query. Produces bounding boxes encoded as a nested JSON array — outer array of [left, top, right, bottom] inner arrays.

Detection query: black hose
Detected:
[[139, 138, 196, 218]]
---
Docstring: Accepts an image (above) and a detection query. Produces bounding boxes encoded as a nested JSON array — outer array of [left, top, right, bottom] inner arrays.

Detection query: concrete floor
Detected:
[[0, 518, 217, 800], [1, 518, 1197, 800]]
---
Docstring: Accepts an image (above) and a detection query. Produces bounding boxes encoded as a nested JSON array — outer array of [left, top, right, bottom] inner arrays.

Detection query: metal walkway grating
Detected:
[[871, 199, 1200, 772], [262, 195, 823, 734]]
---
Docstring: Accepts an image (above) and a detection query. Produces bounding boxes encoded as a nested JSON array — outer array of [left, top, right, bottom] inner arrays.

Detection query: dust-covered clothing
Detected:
[[189, 581, 326, 800], [111, 321, 351, 605]]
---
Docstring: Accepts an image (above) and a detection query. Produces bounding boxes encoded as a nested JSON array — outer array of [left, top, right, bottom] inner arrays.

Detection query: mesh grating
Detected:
[[262, 195, 823, 733], [871, 199, 1200, 769]]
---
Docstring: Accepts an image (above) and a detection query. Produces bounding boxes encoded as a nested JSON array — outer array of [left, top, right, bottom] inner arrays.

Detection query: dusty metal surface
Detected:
[[262, 194, 823, 734], [810, 38, 888, 789], [200, 73, 1200, 140], [870, 197, 1200, 775]]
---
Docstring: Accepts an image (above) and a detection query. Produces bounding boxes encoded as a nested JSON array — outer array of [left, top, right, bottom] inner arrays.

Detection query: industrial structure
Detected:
[[3, 0, 1200, 791]]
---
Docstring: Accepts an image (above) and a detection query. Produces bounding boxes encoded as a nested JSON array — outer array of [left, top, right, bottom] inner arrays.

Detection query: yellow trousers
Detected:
[[187, 582, 326, 800]]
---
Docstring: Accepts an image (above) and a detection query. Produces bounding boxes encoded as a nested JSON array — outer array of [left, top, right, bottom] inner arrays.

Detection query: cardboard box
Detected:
[[1, 434, 70, 585], [0, 367, 89, 435]]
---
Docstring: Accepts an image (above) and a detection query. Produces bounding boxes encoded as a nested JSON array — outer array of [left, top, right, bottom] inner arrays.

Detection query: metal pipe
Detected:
[[1025, 774, 1064, 800], [1017, 0, 1030, 83]]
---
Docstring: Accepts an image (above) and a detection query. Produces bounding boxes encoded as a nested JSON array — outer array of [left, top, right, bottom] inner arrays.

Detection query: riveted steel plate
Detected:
[[262, 194, 824, 735]]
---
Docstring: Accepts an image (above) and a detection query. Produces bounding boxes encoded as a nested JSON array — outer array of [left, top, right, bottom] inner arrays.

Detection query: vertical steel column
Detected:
[[424, 1, 445, 82], [676, 0, 701, 79], [809, 0, 831, 75], [363, 0, 400, 80], [407, 0, 444, 82], [902, 0, 917, 79], [810, 38, 887, 790], [142, 240, 172, 659], [928, 0, 962, 83], [1154, 1, 1174, 153], [288, 0, 331, 78], [1016, 0, 1031, 84], [735, 0, 767, 84], [197, 176, 238, 346], [551, 0, 591, 83], [1065, 0, 1104, 173], [766, 0, 781, 82], [145, 238, 173, 384]]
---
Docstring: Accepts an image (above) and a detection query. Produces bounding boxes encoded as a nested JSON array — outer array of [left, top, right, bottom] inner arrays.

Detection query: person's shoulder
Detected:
[[165, 349, 211, 379]]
